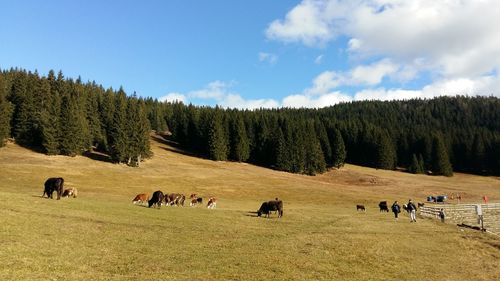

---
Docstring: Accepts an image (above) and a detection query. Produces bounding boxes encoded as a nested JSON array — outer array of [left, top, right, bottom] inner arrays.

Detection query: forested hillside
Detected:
[[0, 68, 499, 175]]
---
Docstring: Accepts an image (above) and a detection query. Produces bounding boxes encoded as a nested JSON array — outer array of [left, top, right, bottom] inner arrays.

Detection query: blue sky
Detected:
[[1, 1, 499, 108]]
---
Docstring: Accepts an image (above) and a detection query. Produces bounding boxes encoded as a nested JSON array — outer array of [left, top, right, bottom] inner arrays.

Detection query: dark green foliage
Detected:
[[431, 134, 453, 176], [408, 154, 425, 174], [59, 92, 87, 156], [125, 98, 151, 166], [208, 108, 228, 161], [304, 121, 326, 175], [109, 89, 128, 162], [330, 128, 346, 169], [229, 114, 250, 162], [2, 68, 499, 176], [374, 129, 396, 170], [1, 69, 151, 166], [0, 74, 13, 146]]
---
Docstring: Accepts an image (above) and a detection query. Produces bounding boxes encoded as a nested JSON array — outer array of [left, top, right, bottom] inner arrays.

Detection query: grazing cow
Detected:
[[148, 191, 164, 208], [207, 197, 217, 209], [62, 187, 78, 198], [356, 204, 366, 211], [42, 177, 64, 200], [132, 193, 149, 205], [378, 201, 389, 212], [165, 193, 185, 206], [417, 202, 425, 208], [189, 197, 203, 207], [257, 200, 283, 218]]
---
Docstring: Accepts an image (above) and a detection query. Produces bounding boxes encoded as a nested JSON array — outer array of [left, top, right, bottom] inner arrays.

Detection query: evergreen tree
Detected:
[[304, 121, 326, 175], [470, 133, 485, 174], [109, 88, 128, 162], [374, 129, 396, 170], [0, 74, 13, 146], [59, 93, 87, 156], [36, 77, 60, 154], [125, 97, 151, 166], [431, 134, 453, 176], [229, 114, 250, 162], [418, 154, 426, 173], [330, 128, 346, 168], [408, 154, 425, 174], [274, 127, 290, 171], [208, 108, 228, 161]]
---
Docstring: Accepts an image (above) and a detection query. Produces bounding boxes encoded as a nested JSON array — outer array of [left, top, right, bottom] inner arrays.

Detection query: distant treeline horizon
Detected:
[[0, 68, 499, 176]]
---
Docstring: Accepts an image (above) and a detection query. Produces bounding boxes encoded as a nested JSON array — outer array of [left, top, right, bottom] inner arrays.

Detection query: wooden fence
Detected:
[[419, 203, 500, 235]]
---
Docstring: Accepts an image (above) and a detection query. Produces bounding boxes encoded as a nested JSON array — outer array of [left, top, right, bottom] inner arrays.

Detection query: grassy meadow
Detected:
[[0, 137, 499, 280]]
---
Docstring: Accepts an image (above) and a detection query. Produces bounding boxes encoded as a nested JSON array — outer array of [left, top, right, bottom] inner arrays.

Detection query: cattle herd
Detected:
[[133, 190, 218, 209], [41, 177, 284, 218], [356, 201, 425, 212]]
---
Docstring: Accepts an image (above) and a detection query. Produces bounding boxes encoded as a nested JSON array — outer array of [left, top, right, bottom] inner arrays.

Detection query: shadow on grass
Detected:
[[82, 150, 112, 163], [244, 211, 260, 218]]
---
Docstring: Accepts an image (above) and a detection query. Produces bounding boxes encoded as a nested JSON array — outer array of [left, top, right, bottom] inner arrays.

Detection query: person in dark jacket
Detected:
[[391, 201, 401, 220], [407, 199, 417, 222], [438, 208, 446, 223]]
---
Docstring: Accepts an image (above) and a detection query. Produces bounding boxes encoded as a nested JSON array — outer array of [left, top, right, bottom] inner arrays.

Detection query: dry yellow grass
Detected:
[[0, 137, 499, 280]]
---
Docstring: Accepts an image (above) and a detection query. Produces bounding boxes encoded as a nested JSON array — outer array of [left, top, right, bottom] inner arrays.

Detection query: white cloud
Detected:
[[267, 0, 500, 86], [258, 52, 278, 65], [220, 94, 280, 110], [304, 59, 401, 96], [265, 0, 334, 47], [189, 80, 230, 100], [159, 92, 186, 103], [164, 81, 280, 110], [282, 92, 352, 108]]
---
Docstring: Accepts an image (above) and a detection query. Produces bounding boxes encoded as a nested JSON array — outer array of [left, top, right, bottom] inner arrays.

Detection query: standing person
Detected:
[[438, 208, 446, 223], [391, 201, 401, 220], [407, 199, 417, 222]]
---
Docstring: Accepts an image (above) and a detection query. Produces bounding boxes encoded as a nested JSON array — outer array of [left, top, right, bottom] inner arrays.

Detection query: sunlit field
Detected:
[[1, 137, 499, 280]]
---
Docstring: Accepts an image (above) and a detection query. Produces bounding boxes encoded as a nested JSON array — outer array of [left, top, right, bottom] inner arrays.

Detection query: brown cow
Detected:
[[164, 193, 186, 206], [132, 193, 149, 205], [62, 187, 78, 198], [207, 197, 217, 209]]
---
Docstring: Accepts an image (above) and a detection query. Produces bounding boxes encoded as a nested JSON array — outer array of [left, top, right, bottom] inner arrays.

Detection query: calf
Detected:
[[132, 193, 149, 205], [207, 197, 217, 209], [356, 204, 366, 211], [148, 191, 164, 208], [378, 201, 389, 212], [257, 200, 283, 218], [189, 197, 203, 207], [62, 187, 78, 198]]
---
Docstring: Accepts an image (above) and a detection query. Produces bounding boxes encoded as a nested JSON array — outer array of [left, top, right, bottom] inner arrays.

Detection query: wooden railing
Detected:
[[419, 203, 500, 235]]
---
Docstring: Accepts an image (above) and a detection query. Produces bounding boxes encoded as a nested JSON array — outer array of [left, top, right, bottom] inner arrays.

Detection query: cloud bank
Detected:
[[264, 0, 500, 107]]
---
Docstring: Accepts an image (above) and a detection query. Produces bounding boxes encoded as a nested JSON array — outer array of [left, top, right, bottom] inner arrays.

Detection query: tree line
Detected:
[[0, 68, 154, 166], [1, 68, 499, 176]]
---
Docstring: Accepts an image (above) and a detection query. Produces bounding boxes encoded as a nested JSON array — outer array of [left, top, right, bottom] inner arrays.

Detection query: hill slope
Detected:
[[0, 137, 499, 280]]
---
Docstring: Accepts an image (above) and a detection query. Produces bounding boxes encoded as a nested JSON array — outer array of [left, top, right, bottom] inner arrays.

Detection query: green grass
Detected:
[[0, 139, 499, 280]]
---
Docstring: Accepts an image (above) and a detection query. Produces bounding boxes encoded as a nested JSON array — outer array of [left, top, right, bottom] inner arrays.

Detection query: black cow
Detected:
[[356, 204, 366, 211], [42, 177, 64, 200], [257, 200, 283, 218], [148, 190, 164, 208], [378, 201, 389, 212]]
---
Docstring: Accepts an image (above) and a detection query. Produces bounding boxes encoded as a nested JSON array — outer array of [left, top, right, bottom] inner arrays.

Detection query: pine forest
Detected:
[[0, 68, 499, 176]]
